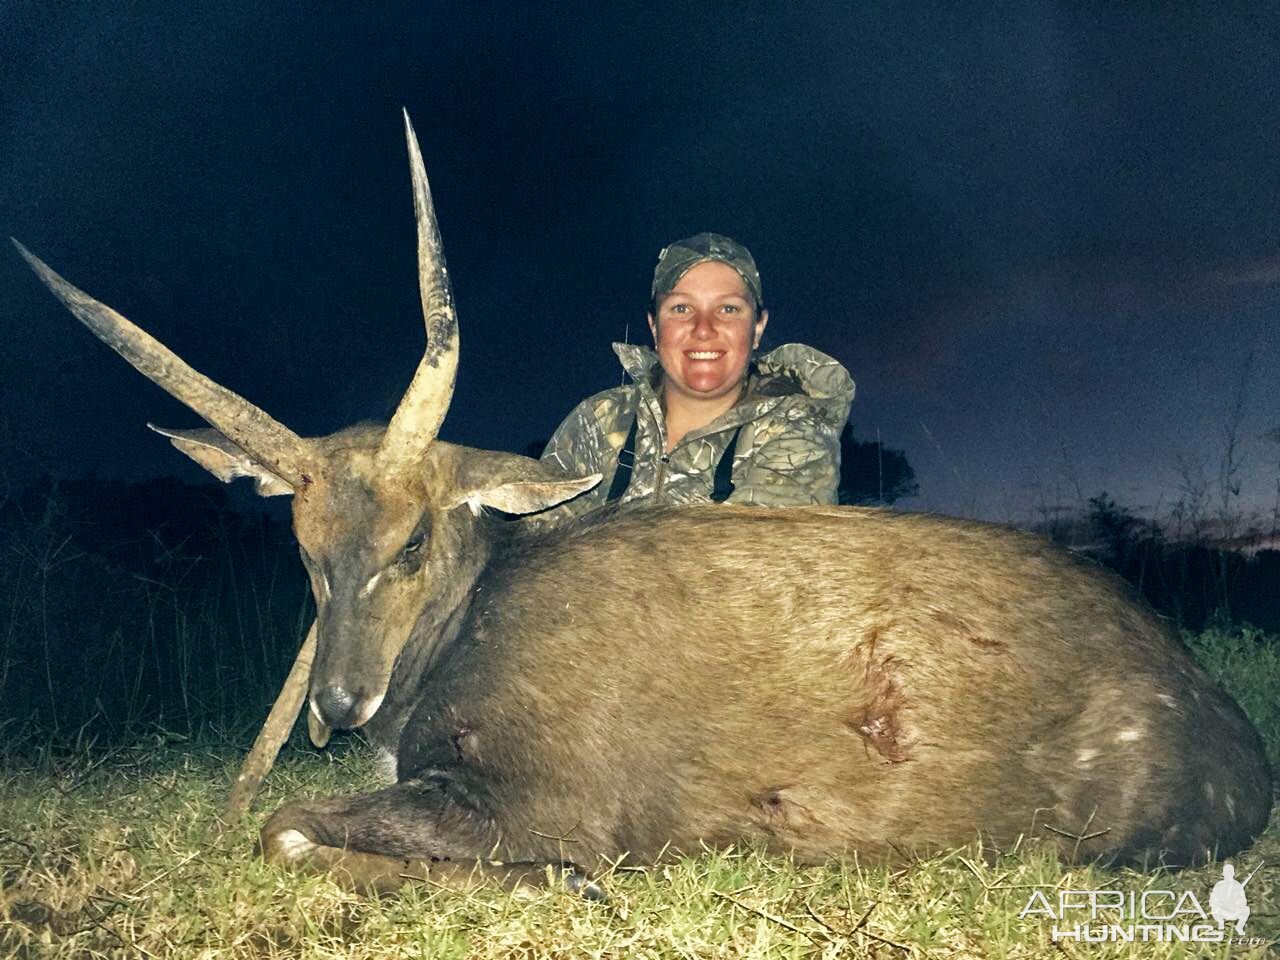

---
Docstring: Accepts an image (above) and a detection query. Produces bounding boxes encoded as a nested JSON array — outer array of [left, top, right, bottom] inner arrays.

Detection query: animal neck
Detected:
[[413, 507, 502, 658], [362, 508, 499, 750]]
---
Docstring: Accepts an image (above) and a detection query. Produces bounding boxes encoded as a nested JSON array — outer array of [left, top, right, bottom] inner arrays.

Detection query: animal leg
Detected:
[[259, 778, 603, 898], [263, 835, 600, 897]]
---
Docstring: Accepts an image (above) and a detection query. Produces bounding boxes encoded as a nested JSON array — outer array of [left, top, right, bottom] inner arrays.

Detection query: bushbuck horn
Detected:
[[376, 110, 459, 471], [12, 238, 314, 486]]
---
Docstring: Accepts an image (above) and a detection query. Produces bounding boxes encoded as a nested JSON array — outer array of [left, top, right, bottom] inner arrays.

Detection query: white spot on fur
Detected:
[[1076, 748, 1099, 765], [1116, 727, 1143, 742], [1226, 794, 1236, 818], [1204, 782, 1216, 802], [373, 747, 398, 784], [272, 829, 316, 863], [467, 496, 483, 516], [360, 571, 382, 597], [1157, 694, 1178, 710]]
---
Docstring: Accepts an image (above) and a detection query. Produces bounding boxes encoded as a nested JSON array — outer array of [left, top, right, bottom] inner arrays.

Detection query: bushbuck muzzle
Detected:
[[19, 114, 1272, 895]]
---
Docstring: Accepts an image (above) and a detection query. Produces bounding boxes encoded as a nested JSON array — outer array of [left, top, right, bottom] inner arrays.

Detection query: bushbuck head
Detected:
[[15, 112, 599, 742]]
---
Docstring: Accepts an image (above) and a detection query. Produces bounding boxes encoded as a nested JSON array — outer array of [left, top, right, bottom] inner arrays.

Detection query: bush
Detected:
[[0, 477, 309, 749], [1185, 622, 1280, 771]]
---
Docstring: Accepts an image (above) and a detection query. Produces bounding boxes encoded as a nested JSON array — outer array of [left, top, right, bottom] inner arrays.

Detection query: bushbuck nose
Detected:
[[314, 684, 357, 728]]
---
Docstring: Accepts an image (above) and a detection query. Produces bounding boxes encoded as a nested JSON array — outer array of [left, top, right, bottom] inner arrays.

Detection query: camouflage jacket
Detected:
[[538, 342, 854, 525]]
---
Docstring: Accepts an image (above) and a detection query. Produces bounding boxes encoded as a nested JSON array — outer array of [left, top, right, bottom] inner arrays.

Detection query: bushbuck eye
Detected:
[[398, 533, 429, 569]]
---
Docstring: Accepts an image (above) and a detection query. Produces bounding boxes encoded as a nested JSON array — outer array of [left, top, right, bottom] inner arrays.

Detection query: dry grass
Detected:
[[2, 732, 1278, 960]]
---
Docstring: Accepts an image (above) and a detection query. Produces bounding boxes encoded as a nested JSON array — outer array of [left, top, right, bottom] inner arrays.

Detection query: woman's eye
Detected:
[[720, 304, 740, 314]]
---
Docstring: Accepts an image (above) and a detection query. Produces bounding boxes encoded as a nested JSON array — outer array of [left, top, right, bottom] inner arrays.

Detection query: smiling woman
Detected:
[[539, 233, 856, 524], [651, 259, 765, 440]]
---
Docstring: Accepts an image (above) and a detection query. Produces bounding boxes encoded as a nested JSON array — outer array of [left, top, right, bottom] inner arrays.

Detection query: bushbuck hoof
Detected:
[[562, 868, 608, 902]]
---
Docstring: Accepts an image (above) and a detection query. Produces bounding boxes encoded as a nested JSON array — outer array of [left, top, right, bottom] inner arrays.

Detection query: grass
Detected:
[[2, 623, 1279, 959], [3, 738, 1277, 959]]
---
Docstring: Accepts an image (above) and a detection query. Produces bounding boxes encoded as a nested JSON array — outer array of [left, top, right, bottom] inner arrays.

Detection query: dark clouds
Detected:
[[3, 2, 1277, 521]]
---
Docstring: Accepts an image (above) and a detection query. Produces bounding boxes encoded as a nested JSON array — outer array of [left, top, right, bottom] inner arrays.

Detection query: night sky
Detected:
[[3, 3, 1278, 523]]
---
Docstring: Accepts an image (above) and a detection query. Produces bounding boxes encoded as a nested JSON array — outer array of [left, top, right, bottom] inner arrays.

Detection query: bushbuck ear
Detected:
[[473, 476, 603, 513], [448, 450, 601, 514], [147, 424, 294, 497]]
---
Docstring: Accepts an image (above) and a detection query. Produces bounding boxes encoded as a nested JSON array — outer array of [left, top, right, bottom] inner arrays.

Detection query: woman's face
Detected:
[[648, 260, 768, 405]]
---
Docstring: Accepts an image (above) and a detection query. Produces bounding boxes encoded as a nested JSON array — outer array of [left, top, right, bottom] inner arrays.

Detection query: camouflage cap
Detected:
[[651, 232, 763, 307]]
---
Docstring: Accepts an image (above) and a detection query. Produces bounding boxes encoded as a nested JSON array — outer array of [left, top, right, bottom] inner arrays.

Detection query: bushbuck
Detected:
[[17, 113, 1271, 894]]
